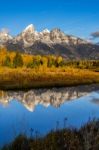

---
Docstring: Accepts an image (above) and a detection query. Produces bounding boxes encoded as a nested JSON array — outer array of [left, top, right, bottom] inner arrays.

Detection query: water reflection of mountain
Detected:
[[0, 84, 99, 112]]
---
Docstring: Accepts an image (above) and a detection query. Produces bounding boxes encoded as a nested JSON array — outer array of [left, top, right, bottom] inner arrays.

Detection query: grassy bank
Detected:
[[2, 119, 99, 150], [0, 67, 99, 90], [0, 49, 98, 90]]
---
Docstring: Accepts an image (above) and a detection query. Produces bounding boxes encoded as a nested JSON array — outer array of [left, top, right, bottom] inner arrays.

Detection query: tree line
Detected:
[[0, 48, 99, 69]]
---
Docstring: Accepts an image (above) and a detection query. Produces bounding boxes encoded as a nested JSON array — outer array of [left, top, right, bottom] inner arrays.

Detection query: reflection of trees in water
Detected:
[[0, 84, 99, 111]]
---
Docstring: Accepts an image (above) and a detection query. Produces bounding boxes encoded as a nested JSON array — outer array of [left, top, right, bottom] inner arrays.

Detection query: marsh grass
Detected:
[[0, 67, 99, 90], [2, 119, 99, 150]]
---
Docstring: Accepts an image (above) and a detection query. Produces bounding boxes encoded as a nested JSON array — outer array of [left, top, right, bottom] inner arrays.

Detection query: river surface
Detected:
[[0, 84, 99, 146]]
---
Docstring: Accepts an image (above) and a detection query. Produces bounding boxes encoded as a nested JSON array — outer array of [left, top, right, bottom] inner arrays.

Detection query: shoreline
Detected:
[[0, 82, 99, 91]]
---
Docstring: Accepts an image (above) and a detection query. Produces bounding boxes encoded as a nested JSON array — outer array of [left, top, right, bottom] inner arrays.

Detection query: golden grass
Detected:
[[0, 67, 98, 90]]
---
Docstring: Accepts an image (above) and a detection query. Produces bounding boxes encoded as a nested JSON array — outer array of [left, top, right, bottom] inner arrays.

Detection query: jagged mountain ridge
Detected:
[[0, 24, 99, 59]]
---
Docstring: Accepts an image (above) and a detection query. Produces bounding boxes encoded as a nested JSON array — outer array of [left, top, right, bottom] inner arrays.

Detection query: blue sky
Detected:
[[0, 0, 99, 40]]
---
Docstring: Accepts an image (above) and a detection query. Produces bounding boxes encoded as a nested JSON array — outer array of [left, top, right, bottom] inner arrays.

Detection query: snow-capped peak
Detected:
[[23, 24, 35, 33], [0, 30, 12, 43], [42, 29, 50, 34]]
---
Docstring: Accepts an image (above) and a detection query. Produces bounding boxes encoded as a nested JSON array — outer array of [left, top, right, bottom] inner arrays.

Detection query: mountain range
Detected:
[[0, 24, 99, 59]]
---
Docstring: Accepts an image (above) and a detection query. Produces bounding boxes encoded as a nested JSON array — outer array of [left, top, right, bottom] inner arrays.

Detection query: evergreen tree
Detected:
[[4, 56, 11, 67], [13, 52, 23, 68]]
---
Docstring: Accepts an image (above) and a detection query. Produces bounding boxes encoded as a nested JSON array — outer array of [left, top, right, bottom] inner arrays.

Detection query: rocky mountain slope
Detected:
[[0, 24, 99, 59]]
